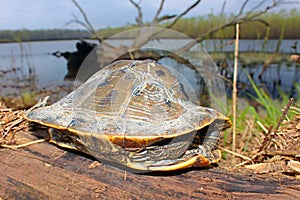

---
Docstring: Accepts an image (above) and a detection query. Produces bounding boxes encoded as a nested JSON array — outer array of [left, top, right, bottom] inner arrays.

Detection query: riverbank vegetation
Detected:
[[0, 29, 90, 43], [0, 9, 299, 43], [99, 8, 300, 40]]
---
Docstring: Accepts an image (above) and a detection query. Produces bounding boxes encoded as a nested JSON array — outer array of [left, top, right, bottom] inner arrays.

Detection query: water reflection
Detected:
[[216, 54, 300, 99]]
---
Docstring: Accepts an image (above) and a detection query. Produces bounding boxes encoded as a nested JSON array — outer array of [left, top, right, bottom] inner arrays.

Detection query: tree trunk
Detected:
[[1, 130, 300, 199]]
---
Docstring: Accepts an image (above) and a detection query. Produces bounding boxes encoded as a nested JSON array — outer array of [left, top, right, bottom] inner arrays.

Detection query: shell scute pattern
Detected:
[[25, 59, 231, 172]]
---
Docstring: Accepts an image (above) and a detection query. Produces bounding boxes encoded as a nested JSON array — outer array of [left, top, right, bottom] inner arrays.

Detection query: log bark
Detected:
[[1, 131, 300, 200]]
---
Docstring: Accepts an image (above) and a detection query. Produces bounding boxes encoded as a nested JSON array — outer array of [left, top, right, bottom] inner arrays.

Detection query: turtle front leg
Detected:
[[183, 125, 221, 163], [202, 126, 220, 152]]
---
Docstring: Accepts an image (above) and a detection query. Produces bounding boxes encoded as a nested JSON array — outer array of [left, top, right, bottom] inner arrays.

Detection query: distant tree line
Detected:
[[0, 29, 91, 42], [0, 9, 299, 43], [174, 8, 300, 40], [98, 9, 300, 40]]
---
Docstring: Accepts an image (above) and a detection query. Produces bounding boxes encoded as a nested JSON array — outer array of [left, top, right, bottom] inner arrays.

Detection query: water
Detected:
[[201, 39, 299, 53], [0, 39, 299, 99], [0, 40, 75, 86]]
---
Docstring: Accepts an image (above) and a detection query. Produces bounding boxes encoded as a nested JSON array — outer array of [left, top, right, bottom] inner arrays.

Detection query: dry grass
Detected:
[[220, 101, 300, 179], [0, 101, 28, 146]]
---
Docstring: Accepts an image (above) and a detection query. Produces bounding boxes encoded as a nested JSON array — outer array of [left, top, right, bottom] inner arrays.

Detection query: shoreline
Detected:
[[1, 37, 300, 44]]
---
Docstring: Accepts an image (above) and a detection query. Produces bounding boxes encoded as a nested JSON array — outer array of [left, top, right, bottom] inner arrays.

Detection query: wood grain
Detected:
[[1, 131, 300, 200]]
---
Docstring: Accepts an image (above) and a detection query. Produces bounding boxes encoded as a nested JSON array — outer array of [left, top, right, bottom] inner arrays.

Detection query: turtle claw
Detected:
[[183, 145, 221, 164]]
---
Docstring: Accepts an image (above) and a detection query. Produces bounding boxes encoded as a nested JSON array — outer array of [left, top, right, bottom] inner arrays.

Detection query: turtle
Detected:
[[24, 59, 231, 173]]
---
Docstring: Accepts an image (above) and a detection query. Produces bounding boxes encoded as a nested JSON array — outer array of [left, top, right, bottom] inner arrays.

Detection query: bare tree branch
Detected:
[[64, 0, 296, 67], [177, 0, 288, 52], [152, 0, 165, 24], [252, 19, 270, 27], [248, 0, 267, 13], [220, 0, 226, 16], [164, 0, 202, 29], [65, 14, 91, 31], [69, 0, 103, 43], [131, 0, 202, 48], [129, 0, 144, 26], [157, 15, 177, 23], [238, 0, 250, 16]]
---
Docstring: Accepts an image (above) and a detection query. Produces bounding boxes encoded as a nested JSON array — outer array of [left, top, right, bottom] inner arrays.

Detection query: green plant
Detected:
[[247, 75, 280, 126], [222, 73, 298, 156]]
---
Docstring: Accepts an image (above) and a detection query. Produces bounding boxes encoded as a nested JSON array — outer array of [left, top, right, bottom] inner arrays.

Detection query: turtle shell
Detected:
[[25, 59, 231, 172]]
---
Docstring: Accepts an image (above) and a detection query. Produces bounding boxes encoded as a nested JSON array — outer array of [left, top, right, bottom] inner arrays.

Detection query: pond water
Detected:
[[0, 39, 299, 100]]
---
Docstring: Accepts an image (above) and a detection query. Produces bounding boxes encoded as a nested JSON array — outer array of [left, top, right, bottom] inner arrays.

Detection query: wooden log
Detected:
[[1, 131, 300, 199]]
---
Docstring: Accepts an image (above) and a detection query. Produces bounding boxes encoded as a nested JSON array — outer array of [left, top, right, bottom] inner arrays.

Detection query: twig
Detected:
[[251, 151, 265, 163], [0, 108, 13, 112], [2, 118, 25, 138], [88, 161, 101, 169], [258, 98, 294, 152], [129, 0, 144, 26], [290, 106, 300, 114], [153, 0, 165, 23], [69, 0, 103, 43], [248, 0, 265, 14], [232, 23, 239, 152], [258, 54, 277, 78], [274, 98, 294, 132], [235, 160, 251, 167], [215, 40, 235, 50], [259, 125, 273, 152], [240, 118, 254, 153], [134, 0, 201, 48], [0, 138, 47, 149], [177, 0, 293, 52], [53, 151, 67, 160], [256, 120, 268, 133], [164, 0, 201, 29], [218, 146, 252, 161], [220, 0, 226, 16], [238, 0, 250, 16], [128, 51, 135, 60]]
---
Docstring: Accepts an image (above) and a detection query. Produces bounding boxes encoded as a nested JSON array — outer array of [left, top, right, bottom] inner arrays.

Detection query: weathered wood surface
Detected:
[[1, 131, 300, 200]]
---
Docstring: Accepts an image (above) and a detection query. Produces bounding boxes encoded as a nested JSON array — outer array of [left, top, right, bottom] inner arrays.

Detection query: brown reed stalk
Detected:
[[232, 23, 240, 151]]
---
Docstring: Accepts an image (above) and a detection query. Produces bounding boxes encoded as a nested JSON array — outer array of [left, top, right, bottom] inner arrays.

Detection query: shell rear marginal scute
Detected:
[[25, 104, 74, 129]]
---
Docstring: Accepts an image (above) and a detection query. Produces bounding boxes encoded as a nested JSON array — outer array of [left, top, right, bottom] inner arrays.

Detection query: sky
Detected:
[[1, 0, 298, 30]]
